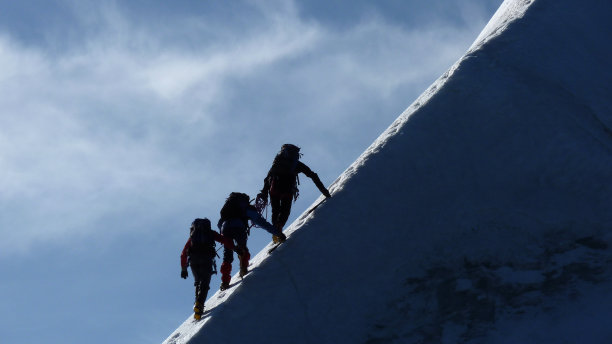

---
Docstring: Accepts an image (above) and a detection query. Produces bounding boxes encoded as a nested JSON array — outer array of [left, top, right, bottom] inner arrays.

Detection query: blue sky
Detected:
[[0, 0, 501, 342]]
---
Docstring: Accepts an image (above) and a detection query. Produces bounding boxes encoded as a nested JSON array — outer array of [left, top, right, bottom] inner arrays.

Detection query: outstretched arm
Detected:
[[246, 208, 281, 236], [297, 162, 331, 197]]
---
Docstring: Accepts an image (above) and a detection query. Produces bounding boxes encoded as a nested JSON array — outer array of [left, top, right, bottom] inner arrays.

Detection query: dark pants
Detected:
[[220, 225, 250, 285], [271, 195, 293, 230], [190, 263, 213, 305], [220, 226, 248, 264]]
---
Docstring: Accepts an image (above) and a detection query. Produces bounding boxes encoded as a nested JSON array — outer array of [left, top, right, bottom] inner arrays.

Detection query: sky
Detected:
[[0, 0, 501, 343]]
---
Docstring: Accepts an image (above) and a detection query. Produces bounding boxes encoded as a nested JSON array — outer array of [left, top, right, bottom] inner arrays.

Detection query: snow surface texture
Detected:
[[164, 0, 612, 343]]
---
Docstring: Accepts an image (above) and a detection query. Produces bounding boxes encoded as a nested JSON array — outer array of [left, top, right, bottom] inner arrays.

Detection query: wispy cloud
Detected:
[[0, 0, 494, 255]]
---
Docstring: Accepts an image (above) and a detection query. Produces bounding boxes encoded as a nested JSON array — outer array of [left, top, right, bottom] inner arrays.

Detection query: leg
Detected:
[[190, 263, 212, 319], [234, 230, 250, 277], [270, 196, 282, 229], [220, 245, 233, 290], [277, 195, 293, 229], [191, 263, 201, 302], [192, 263, 212, 305], [270, 195, 293, 243], [196, 272, 212, 306], [220, 228, 236, 290]]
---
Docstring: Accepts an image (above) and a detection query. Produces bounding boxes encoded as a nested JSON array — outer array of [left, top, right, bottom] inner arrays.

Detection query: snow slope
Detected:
[[164, 0, 612, 342]]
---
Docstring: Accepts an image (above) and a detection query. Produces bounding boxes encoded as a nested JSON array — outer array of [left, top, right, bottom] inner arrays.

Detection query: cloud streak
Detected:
[[0, 0, 494, 255]]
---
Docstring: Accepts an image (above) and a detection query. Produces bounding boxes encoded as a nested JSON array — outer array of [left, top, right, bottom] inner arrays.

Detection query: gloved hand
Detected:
[[277, 232, 287, 243], [181, 269, 188, 279]]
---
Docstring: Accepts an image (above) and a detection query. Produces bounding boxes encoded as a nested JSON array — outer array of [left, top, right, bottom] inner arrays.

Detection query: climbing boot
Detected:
[[193, 301, 204, 320], [239, 265, 248, 278]]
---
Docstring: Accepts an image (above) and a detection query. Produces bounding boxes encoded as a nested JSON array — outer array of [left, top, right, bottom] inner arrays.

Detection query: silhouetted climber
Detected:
[[256, 144, 331, 242], [180, 218, 234, 320], [217, 192, 285, 290]]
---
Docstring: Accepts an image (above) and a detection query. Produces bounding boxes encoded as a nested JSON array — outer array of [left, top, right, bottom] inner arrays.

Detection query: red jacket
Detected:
[[181, 231, 234, 269]]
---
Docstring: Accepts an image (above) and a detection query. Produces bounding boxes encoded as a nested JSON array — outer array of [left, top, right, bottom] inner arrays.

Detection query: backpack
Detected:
[[268, 144, 301, 199], [220, 192, 250, 225], [189, 218, 216, 261]]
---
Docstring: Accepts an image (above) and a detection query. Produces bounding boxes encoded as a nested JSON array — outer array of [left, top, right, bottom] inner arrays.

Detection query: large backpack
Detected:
[[189, 218, 216, 262], [268, 144, 301, 199], [220, 192, 250, 225]]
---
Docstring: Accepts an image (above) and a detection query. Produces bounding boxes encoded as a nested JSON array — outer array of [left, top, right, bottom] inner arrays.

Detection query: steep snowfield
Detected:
[[164, 0, 612, 342]]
